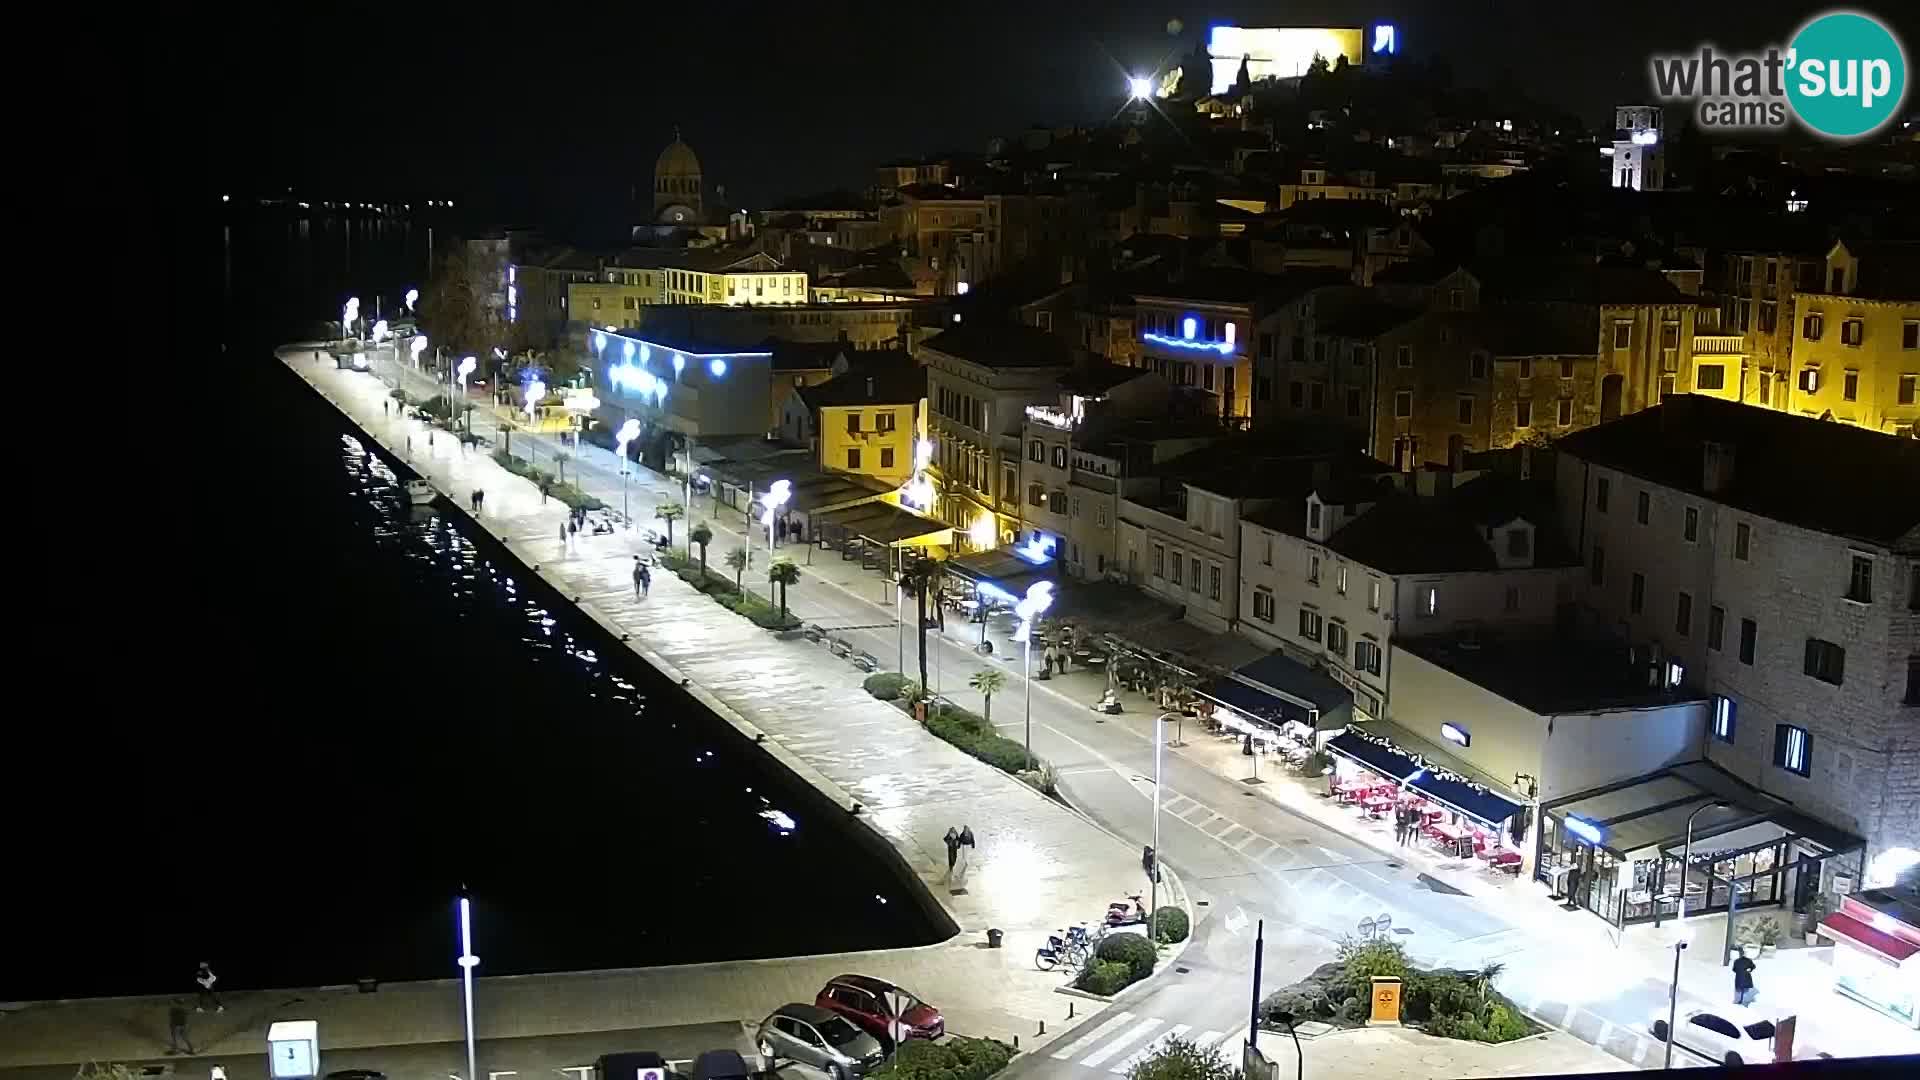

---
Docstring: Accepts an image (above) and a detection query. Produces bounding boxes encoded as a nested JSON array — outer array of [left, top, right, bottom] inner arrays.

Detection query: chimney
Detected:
[[1702, 440, 1735, 495]]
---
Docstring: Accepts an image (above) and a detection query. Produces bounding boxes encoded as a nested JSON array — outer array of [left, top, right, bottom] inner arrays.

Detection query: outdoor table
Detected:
[[1430, 822, 1473, 858]]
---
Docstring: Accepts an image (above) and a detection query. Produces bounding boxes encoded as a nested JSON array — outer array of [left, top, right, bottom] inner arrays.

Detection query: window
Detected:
[[1675, 591, 1692, 637], [1367, 578, 1382, 612], [1684, 507, 1698, 542], [1153, 544, 1165, 578], [1636, 490, 1650, 525], [1613, 321, 1632, 349], [1630, 572, 1645, 614], [880, 447, 895, 470], [1308, 502, 1322, 532], [1298, 608, 1324, 642], [1190, 557, 1202, 592], [1846, 554, 1873, 603], [1708, 605, 1725, 651], [1289, 381, 1305, 407], [1904, 321, 1918, 350], [1327, 622, 1349, 658], [1596, 477, 1610, 512], [1515, 400, 1532, 428], [1469, 352, 1488, 380], [1418, 585, 1438, 617], [1900, 374, 1917, 405], [1739, 618, 1758, 665], [1906, 657, 1918, 705], [1503, 585, 1520, 612], [1347, 387, 1364, 417], [1396, 344, 1413, 368], [1336, 564, 1348, 595], [845, 412, 863, 433], [1713, 696, 1736, 743], [1734, 522, 1751, 560], [1457, 396, 1475, 424], [1309, 382, 1324, 410], [1561, 357, 1575, 379], [1800, 367, 1820, 394], [1252, 588, 1275, 622], [1393, 389, 1412, 418], [1208, 565, 1222, 601], [1841, 318, 1863, 347], [1308, 554, 1321, 584], [1506, 528, 1530, 558], [1028, 439, 1044, 462], [1519, 357, 1533, 379], [877, 412, 896, 433], [1096, 505, 1107, 527], [1803, 312, 1824, 340], [1170, 552, 1182, 586], [1355, 639, 1382, 676], [1695, 364, 1725, 391], [1774, 724, 1811, 777], [846, 448, 862, 469], [1590, 545, 1605, 585], [1803, 638, 1845, 686], [1027, 483, 1043, 506], [1051, 445, 1067, 468]]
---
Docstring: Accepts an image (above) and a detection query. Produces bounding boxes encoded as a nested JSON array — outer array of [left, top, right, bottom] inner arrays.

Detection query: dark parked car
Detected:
[[815, 973, 944, 1046]]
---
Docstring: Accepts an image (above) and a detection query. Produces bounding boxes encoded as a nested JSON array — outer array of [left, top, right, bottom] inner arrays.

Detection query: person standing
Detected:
[[560, 522, 569, 550], [638, 562, 651, 598], [168, 1002, 194, 1054], [632, 556, 646, 599], [1733, 944, 1758, 1005], [943, 827, 961, 879], [194, 962, 223, 1013]]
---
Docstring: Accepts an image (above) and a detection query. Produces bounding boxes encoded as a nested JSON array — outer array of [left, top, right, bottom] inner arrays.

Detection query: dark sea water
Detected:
[[2, 213, 938, 1001]]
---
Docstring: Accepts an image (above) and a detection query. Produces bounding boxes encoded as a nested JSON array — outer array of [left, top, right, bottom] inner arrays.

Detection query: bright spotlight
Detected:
[[1128, 75, 1153, 100]]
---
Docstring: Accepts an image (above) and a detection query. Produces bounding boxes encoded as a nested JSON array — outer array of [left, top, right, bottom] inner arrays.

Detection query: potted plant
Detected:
[[1804, 893, 1831, 946], [1757, 917, 1782, 957]]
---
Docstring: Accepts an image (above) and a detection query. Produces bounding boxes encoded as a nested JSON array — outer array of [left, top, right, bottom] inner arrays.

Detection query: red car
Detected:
[[815, 974, 945, 1046]]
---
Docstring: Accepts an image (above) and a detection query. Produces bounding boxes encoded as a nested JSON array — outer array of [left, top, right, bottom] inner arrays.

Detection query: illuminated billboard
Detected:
[[1208, 26, 1364, 93]]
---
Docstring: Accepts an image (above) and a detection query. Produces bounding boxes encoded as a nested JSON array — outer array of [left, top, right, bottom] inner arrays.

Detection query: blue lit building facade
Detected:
[[1133, 290, 1255, 423]]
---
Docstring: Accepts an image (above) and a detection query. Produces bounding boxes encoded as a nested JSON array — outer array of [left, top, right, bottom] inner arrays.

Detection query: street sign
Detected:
[[1369, 977, 1403, 1024]]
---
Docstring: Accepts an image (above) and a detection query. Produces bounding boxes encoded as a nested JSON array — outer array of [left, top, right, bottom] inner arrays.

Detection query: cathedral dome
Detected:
[[656, 135, 701, 180]]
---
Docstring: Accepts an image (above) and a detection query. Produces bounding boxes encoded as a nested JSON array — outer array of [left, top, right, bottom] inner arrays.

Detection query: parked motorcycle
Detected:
[[1104, 894, 1147, 927]]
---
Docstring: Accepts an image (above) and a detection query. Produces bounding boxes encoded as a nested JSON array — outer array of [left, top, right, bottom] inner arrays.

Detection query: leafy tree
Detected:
[[689, 521, 714, 578], [968, 669, 1007, 723], [725, 546, 748, 591], [1126, 1037, 1244, 1080], [768, 558, 802, 621], [655, 501, 685, 546], [419, 249, 502, 358]]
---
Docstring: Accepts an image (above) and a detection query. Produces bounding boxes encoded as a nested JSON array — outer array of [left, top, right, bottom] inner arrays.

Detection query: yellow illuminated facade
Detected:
[[1208, 26, 1363, 92], [568, 282, 655, 329], [1790, 295, 1920, 435], [820, 399, 926, 487]]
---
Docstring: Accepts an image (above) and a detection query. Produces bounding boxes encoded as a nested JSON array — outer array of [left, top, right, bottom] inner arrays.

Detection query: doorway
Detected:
[[1601, 374, 1624, 422]]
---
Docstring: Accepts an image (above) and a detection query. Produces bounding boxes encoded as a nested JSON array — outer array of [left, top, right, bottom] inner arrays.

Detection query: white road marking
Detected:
[[1079, 1016, 1164, 1068], [1110, 1025, 1192, 1073], [1051, 1012, 1137, 1060], [1188, 1030, 1226, 1050]]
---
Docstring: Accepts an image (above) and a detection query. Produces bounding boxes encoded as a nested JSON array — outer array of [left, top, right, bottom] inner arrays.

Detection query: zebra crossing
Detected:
[[1049, 1011, 1248, 1075]]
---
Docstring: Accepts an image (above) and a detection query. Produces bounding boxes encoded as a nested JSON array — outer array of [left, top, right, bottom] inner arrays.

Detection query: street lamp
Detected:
[[1150, 711, 1180, 935], [342, 296, 360, 340], [404, 287, 419, 314], [456, 892, 480, 1080], [524, 378, 545, 424], [456, 355, 476, 432], [1128, 75, 1154, 100], [410, 335, 428, 370], [615, 418, 641, 524], [1012, 581, 1055, 768], [1664, 799, 1730, 1069], [760, 479, 792, 564]]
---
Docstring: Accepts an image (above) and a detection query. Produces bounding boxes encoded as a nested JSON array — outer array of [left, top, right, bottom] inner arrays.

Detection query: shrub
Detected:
[[1074, 960, 1134, 997], [925, 705, 1039, 775], [1338, 937, 1408, 982], [1339, 996, 1368, 1024], [1097, 932, 1158, 983], [1152, 906, 1191, 944], [864, 672, 908, 701], [1294, 749, 1331, 778], [1127, 1036, 1247, 1080], [1024, 763, 1058, 796], [872, 1036, 1013, 1080], [1266, 986, 1332, 1022]]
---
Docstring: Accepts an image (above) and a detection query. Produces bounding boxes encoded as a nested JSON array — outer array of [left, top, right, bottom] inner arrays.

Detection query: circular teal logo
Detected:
[[1787, 11, 1908, 139]]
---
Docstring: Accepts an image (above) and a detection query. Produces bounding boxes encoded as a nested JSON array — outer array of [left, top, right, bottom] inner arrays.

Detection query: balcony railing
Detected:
[[1692, 334, 1746, 355]]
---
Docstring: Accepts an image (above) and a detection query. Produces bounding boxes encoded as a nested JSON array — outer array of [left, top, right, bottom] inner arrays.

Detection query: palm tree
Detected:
[[553, 450, 571, 486], [689, 522, 714, 579], [725, 546, 748, 592], [655, 501, 685, 546], [898, 556, 947, 692], [1471, 962, 1507, 1007], [768, 558, 802, 622], [969, 669, 1007, 722]]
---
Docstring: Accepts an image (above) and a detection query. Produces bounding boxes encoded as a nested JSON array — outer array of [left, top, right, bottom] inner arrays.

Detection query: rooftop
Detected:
[[1555, 394, 1920, 547], [1133, 267, 1345, 307], [1470, 259, 1692, 305], [1059, 361, 1155, 397], [1399, 630, 1703, 715], [918, 323, 1071, 370], [798, 365, 926, 410]]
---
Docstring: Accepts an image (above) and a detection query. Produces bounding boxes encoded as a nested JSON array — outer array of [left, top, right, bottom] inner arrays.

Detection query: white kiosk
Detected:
[[266, 1020, 319, 1079]]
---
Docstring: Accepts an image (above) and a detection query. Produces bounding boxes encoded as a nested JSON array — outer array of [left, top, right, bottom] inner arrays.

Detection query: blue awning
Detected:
[[1325, 731, 1420, 783], [1411, 771, 1524, 827], [1198, 676, 1309, 731]]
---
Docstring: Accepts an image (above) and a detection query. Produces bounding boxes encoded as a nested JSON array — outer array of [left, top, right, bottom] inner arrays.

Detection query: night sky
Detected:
[[161, 1, 1907, 227]]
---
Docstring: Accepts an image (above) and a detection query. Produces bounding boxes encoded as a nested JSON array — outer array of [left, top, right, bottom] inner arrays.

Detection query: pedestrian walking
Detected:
[[954, 825, 976, 883], [560, 522, 569, 550], [194, 962, 223, 1013], [383, 399, 389, 418], [476, 490, 485, 512], [569, 517, 579, 541], [1732, 944, 1758, 1005], [428, 430, 434, 448], [1041, 646, 1056, 676], [1058, 648, 1071, 673], [168, 1002, 194, 1054], [470, 489, 481, 512], [540, 482, 549, 505], [943, 827, 961, 878], [639, 562, 651, 598], [633, 556, 646, 599]]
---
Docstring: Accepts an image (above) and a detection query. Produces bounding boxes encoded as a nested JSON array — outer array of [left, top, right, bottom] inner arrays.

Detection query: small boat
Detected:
[[405, 479, 437, 506]]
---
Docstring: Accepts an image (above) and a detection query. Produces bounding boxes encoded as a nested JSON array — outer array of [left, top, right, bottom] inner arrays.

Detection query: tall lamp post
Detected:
[[404, 287, 419, 315], [410, 334, 428, 371], [1150, 711, 1180, 933], [615, 418, 640, 525], [1663, 799, 1730, 1069], [456, 892, 480, 1080], [760, 480, 791, 565], [342, 296, 359, 341], [456, 355, 476, 435], [1012, 581, 1055, 767]]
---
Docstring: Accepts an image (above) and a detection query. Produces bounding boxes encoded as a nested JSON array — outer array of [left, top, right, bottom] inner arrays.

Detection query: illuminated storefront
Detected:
[[1817, 890, 1919, 1029]]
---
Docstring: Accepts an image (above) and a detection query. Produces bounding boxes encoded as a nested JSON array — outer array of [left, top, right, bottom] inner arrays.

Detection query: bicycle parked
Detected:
[[1035, 923, 1098, 971]]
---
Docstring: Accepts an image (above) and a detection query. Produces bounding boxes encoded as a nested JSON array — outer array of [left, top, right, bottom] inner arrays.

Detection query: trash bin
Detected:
[[986, 928, 1004, 949]]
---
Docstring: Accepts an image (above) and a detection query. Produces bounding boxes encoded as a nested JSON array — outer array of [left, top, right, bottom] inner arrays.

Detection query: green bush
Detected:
[[864, 672, 908, 700], [1338, 937, 1408, 982], [871, 1036, 1012, 1080], [925, 705, 1039, 775], [1127, 1036, 1245, 1080], [1074, 960, 1134, 997], [1266, 985, 1333, 1022], [1294, 749, 1332, 777], [1339, 996, 1368, 1024], [1152, 906, 1191, 944], [1096, 932, 1158, 982]]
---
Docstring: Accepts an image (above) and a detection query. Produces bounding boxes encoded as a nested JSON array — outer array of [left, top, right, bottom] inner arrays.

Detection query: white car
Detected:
[[1650, 1004, 1781, 1066]]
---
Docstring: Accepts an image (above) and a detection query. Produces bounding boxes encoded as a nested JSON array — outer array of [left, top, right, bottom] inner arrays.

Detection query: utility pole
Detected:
[[1249, 918, 1265, 1051]]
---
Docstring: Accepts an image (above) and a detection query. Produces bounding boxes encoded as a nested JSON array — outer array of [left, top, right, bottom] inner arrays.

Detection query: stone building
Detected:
[[1787, 240, 1920, 437], [1553, 395, 1920, 890]]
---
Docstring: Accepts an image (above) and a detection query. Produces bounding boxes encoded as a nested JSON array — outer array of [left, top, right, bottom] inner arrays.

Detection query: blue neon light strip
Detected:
[[1142, 332, 1234, 355]]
